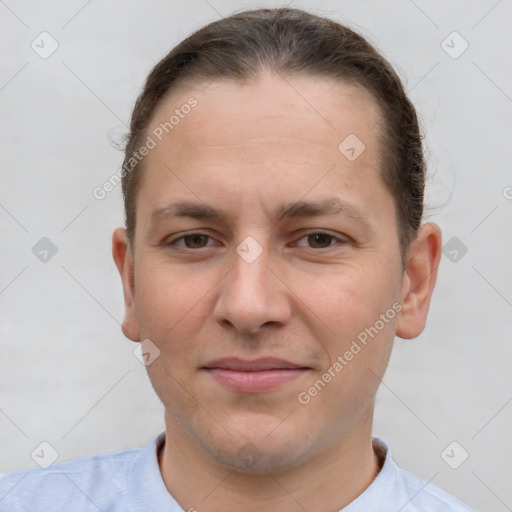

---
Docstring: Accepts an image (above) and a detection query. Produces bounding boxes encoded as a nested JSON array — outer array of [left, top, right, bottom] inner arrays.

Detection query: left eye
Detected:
[[295, 232, 340, 249]]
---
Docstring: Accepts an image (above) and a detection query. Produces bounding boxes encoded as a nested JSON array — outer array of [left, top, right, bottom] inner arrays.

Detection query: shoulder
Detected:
[[0, 444, 144, 512], [345, 438, 478, 512], [374, 437, 477, 512], [395, 465, 477, 512]]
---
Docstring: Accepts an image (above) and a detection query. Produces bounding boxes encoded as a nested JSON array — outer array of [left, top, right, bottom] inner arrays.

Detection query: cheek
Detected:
[[296, 264, 395, 334], [293, 261, 399, 383], [135, 263, 211, 418], [136, 257, 210, 320], [134, 261, 213, 359]]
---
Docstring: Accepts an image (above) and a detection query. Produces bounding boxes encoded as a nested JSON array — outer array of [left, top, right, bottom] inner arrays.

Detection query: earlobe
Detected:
[[396, 223, 442, 340], [112, 227, 141, 342]]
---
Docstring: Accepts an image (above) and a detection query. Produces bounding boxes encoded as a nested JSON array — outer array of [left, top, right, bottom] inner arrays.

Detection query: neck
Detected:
[[157, 407, 381, 512]]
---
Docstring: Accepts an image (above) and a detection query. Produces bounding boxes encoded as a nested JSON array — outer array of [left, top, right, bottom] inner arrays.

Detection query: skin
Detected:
[[113, 70, 441, 511]]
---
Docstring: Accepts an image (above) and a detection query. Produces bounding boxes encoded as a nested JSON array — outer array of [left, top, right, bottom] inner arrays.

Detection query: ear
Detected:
[[112, 227, 140, 342], [396, 222, 442, 339]]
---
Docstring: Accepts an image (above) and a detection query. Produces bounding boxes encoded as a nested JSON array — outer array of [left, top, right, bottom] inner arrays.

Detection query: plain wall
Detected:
[[1, 1, 511, 511]]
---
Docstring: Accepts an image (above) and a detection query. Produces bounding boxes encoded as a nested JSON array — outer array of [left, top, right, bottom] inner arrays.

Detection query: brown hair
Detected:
[[121, 7, 425, 261]]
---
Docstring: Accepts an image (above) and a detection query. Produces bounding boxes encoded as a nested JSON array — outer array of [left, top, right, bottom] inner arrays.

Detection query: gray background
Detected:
[[1, 1, 511, 510]]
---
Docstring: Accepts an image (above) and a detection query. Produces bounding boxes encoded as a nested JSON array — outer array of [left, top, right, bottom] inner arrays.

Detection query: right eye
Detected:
[[167, 233, 215, 249]]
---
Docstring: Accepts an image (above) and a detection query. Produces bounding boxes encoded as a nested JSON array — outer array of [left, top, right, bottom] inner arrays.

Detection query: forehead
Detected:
[[136, 71, 391, 227], [147, 71, 380, 160]]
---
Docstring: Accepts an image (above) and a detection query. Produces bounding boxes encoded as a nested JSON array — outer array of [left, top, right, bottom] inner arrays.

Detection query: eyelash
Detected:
[[166, 231, 347, 250]]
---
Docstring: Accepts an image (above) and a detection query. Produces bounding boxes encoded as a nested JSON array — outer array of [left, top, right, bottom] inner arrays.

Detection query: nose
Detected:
[[213, 247, 292, 335]]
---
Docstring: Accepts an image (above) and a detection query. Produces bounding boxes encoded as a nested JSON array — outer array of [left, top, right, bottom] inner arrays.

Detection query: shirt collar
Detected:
[[127, 432, 181, 512], [343, 437, 412, 511], [129, 433, 406, 512]]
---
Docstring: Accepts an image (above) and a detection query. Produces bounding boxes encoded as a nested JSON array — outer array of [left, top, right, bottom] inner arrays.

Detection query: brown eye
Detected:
[[306, 233, 335, 248], [183, 234, 210, 248]]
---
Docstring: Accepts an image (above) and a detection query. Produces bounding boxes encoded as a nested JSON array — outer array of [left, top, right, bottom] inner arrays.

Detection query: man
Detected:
[[0, 8, 476, 511]]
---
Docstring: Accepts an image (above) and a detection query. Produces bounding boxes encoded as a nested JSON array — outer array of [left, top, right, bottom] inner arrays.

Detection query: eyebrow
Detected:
[[149, 198, 373, 229]]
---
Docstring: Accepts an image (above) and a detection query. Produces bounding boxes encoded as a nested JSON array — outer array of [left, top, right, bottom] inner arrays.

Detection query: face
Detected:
[[114, 71, 427, 473]]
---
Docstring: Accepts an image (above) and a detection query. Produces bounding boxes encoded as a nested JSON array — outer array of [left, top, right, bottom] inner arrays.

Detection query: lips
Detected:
[[203, 357, 307, 371], [202, 358, 310, 393]]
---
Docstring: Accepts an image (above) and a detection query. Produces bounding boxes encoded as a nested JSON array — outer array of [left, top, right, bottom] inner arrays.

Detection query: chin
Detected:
[[212, 440, 307, 474], [194, 421, 314, 475]]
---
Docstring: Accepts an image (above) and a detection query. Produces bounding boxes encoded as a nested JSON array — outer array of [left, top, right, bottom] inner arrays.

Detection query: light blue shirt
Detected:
[[0, 433, 477, 511]]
